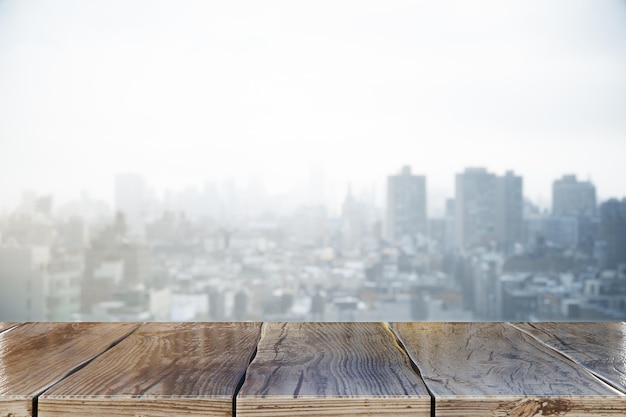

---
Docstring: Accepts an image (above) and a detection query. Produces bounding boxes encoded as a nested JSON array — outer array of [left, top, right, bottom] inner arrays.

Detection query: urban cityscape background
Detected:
[[1, 167, 625, 321], [1, 0, 626, 321]]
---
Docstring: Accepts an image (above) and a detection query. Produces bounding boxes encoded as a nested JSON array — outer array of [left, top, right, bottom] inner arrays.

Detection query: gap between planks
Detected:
[[383, 322, 436, 417], [38, 323, 264, 417], [8, 323, 431, 417], [31, 323, 142, 417], [35, 323, 435, 417], [0, 322, 22, 334], [390, 322, 625, 417], [231, 322, 267, 417], [507, 322, 626, 395]]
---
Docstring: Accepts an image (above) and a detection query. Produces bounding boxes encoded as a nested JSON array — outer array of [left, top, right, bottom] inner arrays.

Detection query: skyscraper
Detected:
[[496, 171, 524, 251], [455, 168, 523, 250], [455, 168, 497, 249], [386, 166, 426, 242], [552, 174, 598, 252], [599, 198, 626, 269], [552, 175, 596, 217]]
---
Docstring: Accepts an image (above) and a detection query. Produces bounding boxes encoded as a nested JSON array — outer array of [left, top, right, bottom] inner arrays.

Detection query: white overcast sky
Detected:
[[1, 0, 625, 213]]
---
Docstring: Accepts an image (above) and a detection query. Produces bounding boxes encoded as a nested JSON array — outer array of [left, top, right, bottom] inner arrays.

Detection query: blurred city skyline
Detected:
[[2, 163, 625, 322], [1, 0, 626, 212], [2, 1, 626, 322], [0, 167, 615, 219]]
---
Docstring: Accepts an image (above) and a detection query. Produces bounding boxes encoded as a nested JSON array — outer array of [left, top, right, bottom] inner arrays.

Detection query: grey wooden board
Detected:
[[391, 322, 625, 417], [39, 322, 262, 417], [513, 322, 626, 394], [237, 322, 431, 417], [0, 322, 138, 417]]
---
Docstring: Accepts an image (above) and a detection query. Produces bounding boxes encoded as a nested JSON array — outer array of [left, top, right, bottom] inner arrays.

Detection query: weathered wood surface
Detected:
[[237, 322, 431, 417], [513, 322, 626, 394], [39, 322, 262, 417], [0, 322, 138, 417], [0, 322, 18, 333], [391, 322, 625, 417]]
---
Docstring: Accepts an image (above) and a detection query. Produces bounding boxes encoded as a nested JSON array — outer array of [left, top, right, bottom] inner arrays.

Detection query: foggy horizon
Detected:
[[2, 0, 626, 214], [0, 167, 617, 219], [1, 1, 626, 323]]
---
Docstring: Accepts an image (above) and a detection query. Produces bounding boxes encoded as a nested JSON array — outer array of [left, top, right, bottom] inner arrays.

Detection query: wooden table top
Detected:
[[0, 322, 138, 417], [391, 322, 624, 417], [237, 322, 431, 416], [0, 322, 623, 417], [39, 322, 261, 417], [512, 322, 626, 394]]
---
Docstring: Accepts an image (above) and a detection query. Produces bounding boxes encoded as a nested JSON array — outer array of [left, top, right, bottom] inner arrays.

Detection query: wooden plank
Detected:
[[0, 322, 18, 333], [39, 322, 262, 417], [391, 322, 625, 417], [0, 322, 138, 417], [513, 322, 626, 394], [237, 322, 431, 417]]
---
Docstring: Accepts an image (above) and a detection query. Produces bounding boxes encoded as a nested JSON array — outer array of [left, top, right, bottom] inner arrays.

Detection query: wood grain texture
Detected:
[[237, 322, 431, 417], [39, 322, 262, 417], [0, 322, 138, 417], [0, 322, 18, 333], [513, 322, 626, 394], [391, 322, 625, 417]]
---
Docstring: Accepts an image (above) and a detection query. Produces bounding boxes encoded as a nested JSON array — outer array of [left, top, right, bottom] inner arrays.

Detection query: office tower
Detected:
[[386, 166, 427, 242], [599, 198, 626, 269], [115, 173, 149, 238], [552, 175, 598, 252], [455, 168, 523, 250], [552, 175, 596, 217], [444, 198, 456, 251], [496, 171, 524, 251], [454, 168, 498, 249]]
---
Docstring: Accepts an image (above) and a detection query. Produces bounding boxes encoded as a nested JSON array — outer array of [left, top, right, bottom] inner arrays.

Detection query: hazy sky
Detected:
[[1, 0, 625, 213]]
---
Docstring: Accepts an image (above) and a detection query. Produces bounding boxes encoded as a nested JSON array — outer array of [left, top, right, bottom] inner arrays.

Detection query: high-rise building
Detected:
[[552, 175, 596, 217], [455, 168, 523, 250], [496, 171, 524, 251], [454, 168, 497, 249], [386, 166, 427, 242], [599, 198, 626, 269], [443, 198, 456, 251], [552, 175, 598, 252]]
